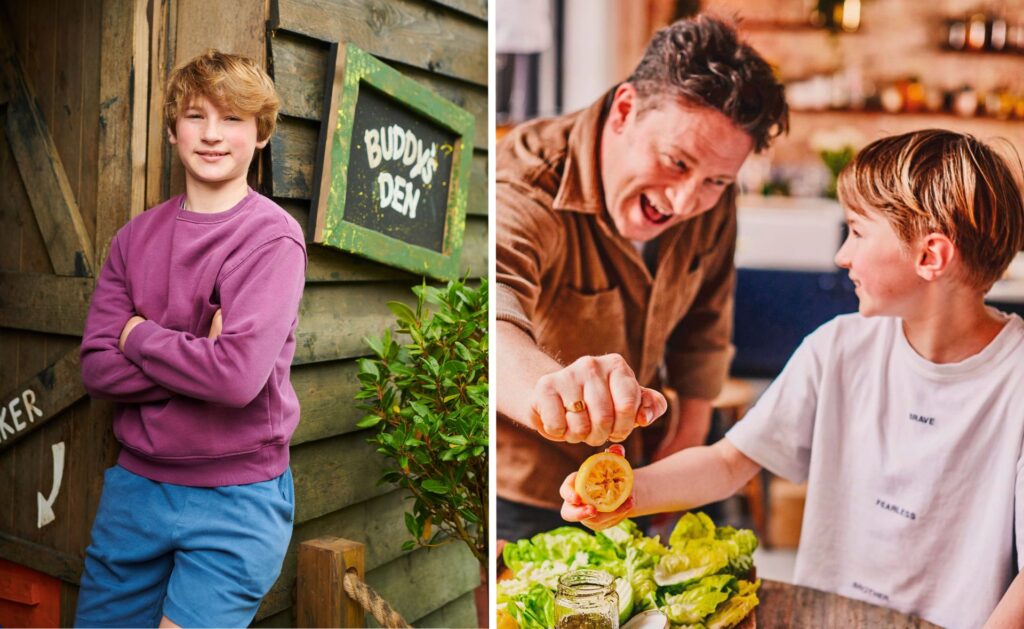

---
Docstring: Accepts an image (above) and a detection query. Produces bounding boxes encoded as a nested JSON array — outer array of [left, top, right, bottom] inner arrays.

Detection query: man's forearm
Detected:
[[495, 320, 563, 427], [632, 439, 760, 517]]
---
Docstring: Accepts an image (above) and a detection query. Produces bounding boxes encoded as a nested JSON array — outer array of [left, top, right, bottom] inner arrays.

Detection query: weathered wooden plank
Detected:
[[269, 116, 487, 216], [415, 590, 479, 628], [79, 0, 103, 268], [0, 332, 19, 536], [270, 31, 488, 150], [144, 0, 178, 209], [251, 608, 292, 628], [11, 333, 48, 544], [291, 359, 364, 445], [0, 111, 25, 273], [427, 0, 487, 21], [0, 347, 85, 454], [97, 0, 150, 263], [363, 541, 480, 625], [268, 115, 318, 200], [461, 215, 488, 278], [306, 245, 417, 282], [271, 0, 487, 86], [291, 431, 394, 523], [29, 393, 81, 557], [174, 0, 267, 65], [294, 282, 417, 365], [22, 0, 56, 127], [0, 271, 93, 336], [0, 531, 82, 584], [255, 488, 418, 621], [54, 0, 86, 234], [467, 152, 487, 217], [0, 31, 95, 277]]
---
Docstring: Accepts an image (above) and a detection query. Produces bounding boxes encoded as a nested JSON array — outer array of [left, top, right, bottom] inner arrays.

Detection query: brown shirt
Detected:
[[496, 93, 737, 510]]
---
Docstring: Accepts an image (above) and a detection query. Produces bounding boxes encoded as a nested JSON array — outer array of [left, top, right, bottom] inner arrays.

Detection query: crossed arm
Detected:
[[81, 234, 305, 407], [79, 234, 175, 404]]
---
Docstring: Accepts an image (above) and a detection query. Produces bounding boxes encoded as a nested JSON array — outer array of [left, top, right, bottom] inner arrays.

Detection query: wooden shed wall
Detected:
[[257, 0, 488, 625], [0, 0, 487, 626]]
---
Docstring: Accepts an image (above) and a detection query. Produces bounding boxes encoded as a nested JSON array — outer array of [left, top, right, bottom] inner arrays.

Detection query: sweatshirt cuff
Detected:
[[122, 319, 161, 365]]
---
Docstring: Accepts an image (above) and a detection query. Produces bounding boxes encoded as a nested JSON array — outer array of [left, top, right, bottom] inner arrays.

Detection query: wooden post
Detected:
[[297, 537, 366, 628]]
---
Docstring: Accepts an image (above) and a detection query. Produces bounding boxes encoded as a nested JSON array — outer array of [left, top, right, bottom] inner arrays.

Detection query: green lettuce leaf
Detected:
[[504, 583, 555, 629], [654, 538, 731, 586], [624, 547, 659, 611], [661, 574, 737, 624], [669, 512, 717, 547], [715, 526, 758, 577], [598, 519, 643, 549], [704, 579, 760, 629]]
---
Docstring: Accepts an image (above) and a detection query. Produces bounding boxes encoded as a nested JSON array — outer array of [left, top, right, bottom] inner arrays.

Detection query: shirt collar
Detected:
[[551, 89, 616, 215]]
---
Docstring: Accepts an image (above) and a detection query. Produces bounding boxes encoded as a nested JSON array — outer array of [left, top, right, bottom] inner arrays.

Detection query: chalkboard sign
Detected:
[[310, 43, 475, 279]]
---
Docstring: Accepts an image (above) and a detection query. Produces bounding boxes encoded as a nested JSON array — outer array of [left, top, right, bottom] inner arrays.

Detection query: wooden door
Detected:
[[0, 0, 146, 623]]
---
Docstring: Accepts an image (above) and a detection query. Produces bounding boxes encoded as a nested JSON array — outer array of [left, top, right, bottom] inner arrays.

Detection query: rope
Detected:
[[342, 568, 411, 628]]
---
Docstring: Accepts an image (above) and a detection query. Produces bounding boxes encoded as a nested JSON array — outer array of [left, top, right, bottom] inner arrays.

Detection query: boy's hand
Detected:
[[119, 315, 146, 352], [560, 444, 635, 531], [208, 309, 223, 340], [530, 354, 668, 446]]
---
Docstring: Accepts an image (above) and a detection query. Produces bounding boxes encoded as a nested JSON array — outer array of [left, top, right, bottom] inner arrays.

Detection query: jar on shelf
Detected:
[[967, 13, 988, 50], [953, 86, 979, 117], [555, 570, 620, 629], [947, 17, 967, 49], [904, 77, 926, 112], [989, 14, 1008, 51]]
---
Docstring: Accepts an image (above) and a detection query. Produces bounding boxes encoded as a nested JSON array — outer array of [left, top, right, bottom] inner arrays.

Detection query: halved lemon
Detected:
[[575, 452, 634, 512]]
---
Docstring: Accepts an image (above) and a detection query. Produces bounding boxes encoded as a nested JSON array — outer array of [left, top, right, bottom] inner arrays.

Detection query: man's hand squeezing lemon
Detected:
[[530, 353, 668, 446]]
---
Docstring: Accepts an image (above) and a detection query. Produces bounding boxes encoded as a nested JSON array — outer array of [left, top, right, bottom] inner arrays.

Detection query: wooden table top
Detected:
[[755, 580, 942, 628]]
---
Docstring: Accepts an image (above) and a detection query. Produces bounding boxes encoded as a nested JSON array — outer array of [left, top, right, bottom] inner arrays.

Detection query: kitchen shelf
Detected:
[[789, 108, 1022, 124]]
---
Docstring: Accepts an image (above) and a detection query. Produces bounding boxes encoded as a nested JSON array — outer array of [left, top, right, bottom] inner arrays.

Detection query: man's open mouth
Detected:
[[640, 194, 672, 224]]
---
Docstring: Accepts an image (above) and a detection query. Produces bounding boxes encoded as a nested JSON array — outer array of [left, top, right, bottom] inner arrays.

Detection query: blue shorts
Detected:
[[74, 465, 294, 628]]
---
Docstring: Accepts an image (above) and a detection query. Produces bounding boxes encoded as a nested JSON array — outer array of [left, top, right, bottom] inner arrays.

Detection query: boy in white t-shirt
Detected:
[[558, 129, 1024, 629]]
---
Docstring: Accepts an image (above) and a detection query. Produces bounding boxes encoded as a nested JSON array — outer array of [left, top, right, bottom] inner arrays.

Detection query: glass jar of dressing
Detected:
[[555, 569, 619, 629]]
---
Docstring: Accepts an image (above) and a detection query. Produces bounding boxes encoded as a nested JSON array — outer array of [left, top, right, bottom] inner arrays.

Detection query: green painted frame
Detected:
[[309, 43, 475, 280]]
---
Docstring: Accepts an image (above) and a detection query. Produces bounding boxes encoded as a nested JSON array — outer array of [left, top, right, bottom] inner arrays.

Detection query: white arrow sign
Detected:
[[37, 441, 65, 528]]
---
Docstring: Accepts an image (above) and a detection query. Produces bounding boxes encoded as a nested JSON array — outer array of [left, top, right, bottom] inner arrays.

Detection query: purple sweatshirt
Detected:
[[80, 189, 307, 486]]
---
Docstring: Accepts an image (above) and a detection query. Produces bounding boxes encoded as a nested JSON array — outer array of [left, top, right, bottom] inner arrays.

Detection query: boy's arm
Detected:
[[983, 572, 1024, 628], [561, 438, 762, 529], [80, 232, 174, 403], [121, 237, 305, 407]]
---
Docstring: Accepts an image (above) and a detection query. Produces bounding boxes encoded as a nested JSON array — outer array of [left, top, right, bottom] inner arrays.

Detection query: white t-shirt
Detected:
[[727, 313, 1024, 629]]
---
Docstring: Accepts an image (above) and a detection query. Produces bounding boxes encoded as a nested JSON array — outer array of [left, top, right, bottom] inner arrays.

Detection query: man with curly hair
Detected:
[[495, 15, 788, 540]]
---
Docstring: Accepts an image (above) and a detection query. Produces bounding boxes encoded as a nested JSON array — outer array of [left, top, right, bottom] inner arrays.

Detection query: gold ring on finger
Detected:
[[566, 400, 586, 413]]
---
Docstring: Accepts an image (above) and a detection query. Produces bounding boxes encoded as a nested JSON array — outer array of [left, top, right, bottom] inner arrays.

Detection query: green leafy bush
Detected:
[[356, 279, 488, 565]]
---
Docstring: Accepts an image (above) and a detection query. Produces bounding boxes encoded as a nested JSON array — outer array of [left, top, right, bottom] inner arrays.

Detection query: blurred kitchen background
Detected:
[[496, 0, 1024, 581]]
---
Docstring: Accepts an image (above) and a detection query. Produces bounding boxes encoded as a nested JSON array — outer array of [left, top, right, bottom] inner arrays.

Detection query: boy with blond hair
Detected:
[[75, 50, 305, 627], [560, 129, 1024, 628]]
